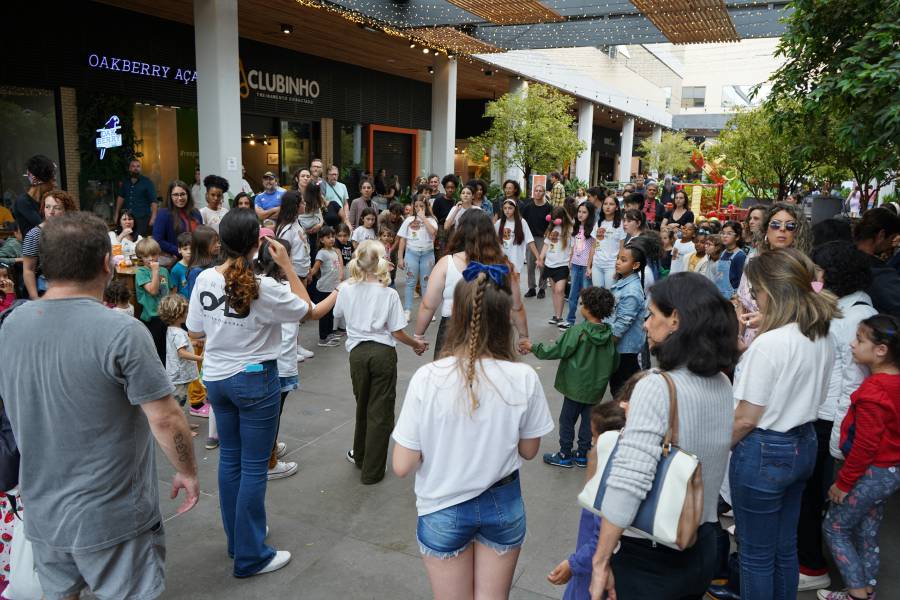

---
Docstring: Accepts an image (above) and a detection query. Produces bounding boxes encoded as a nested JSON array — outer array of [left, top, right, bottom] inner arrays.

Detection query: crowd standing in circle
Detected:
[[2, 154, 900, 600]]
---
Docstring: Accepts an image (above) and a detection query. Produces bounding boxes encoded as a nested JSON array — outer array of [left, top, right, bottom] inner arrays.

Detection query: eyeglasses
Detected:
[[768, 219, 797, 232]]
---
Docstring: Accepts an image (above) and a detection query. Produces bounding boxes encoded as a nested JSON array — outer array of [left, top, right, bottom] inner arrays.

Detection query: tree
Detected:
[[715, 100, 818, 202], [637, 131, 695, 177], [767, 0, 900, 210], [467, 84, 585, 193]]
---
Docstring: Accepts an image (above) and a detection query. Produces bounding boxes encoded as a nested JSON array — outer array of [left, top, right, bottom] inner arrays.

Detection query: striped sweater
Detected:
[[600, 368, 733, 528]]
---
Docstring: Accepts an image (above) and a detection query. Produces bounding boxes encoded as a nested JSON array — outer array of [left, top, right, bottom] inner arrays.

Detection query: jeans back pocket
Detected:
[[232, 367, 276, 408], [759, 441, 796, 485]]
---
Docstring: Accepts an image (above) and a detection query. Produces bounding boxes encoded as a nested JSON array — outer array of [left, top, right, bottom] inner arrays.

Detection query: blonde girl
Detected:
[[334, 240, 426, 484]]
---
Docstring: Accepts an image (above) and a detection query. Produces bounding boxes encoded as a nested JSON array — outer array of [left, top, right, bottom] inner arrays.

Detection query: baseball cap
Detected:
[[262, 171, 276, 179]]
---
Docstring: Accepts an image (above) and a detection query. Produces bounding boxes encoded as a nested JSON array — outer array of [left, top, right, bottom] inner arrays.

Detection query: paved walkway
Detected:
[[157, 279, 900, 599]]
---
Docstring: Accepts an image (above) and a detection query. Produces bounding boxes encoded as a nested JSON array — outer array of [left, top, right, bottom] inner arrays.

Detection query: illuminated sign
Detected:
[[96, 115, 122, 159]]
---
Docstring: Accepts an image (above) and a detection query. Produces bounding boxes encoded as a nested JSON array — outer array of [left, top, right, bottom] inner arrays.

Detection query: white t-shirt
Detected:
[[315, 248, 342, 292], [191, 183, 205, 209], [495, 218, 534, 273], [671, 239, 695, 274], [543, 225, 571, 269], [593, 219, 625, 269], [392, 357, 555, 516], [108, 231, 142, 257], [200, 206, 229, 233], [446, 204, 482, 228], [166, 326, 199, 385], [112, 304, 134, 317], [333, 281, 407, 352], [278, 319, 300, 378], [186, 269, 309, 381], [398, 216, 438, 252], [276, 221, 310, 277], [733, 322, 833, 432], [351, 226, 376, 245]]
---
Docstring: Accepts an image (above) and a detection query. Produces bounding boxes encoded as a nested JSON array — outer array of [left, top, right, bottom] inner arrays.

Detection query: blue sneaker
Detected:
[[543, 451, 574, 468], [574, 452, 588, 468]]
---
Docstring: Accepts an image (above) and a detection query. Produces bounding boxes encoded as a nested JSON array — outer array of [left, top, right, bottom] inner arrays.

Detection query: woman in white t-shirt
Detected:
[[199, 174, 230, 233], [274, 191, 315, 360], [494, 198, 538, 274], [730, 248, 840, 600], [334, 240, 426, 484], [537, 206, 573, 325], [591, 195, 626, 288], [444, 183, 482, 230], [109, 209, 143, 257], [186, 209, 336, 579], [397, 196, 438, 316], [392, 264, 554, 600]]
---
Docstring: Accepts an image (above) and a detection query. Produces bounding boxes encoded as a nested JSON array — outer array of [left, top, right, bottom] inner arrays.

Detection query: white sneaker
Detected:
[[276, 442, 287, 458], [298, 345, 314, 359], [799, 573, 831, 591], [255, 550, 291, 575], [267, 461, 297, 480], [404, 309, 411, 321]]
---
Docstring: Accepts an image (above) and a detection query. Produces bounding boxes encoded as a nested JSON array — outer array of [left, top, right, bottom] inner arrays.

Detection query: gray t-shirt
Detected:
[[315, 248, 341, 293], [0, 298, 174, 552]]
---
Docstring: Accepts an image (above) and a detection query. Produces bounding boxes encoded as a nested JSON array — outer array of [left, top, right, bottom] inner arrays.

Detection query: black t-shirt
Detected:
[[323, 200, 343, 228], [13, 192, 41, 236], [521, 200, 552, 238], [431, 194, 454, 225], [662, 209, 695, 227], [335, 240, 353, 265]]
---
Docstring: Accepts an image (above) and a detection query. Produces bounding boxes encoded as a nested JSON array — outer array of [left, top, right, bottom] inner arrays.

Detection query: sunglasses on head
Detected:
[[768, 219, 798, 232]]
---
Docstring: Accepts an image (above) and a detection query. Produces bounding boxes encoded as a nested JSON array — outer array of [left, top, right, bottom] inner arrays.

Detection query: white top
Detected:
[[315, 248, 342, 292], [351, 226, 376, 245], [200, 206, 229, 233], [392, 357, 554, 516], [733, 322, 833, 432], [334, 281, 407, 352], [671, 239, 695, 274], [191, 183, 205, 209], [398, 216, 438, 252], [276, 221, 311, 277], [239, 179, 254, 195], [278, 319, 300, 378], [593, 219, 626, 269], [543, 225, 571, 269], [108, 231, 142, 257], [186, 269, 309, 381], [446, 204, 482, 228], [165, 326, 199, 385], [494, 218, 534, 273], [441, 255, 463, 318], [112, 305, 134, 317]]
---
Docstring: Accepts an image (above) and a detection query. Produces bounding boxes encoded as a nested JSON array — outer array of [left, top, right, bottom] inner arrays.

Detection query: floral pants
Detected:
[[823, 465, 900, 589]]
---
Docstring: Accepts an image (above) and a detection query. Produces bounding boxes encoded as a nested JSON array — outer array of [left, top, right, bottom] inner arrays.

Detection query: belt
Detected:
[[489, 470, 519, 489]]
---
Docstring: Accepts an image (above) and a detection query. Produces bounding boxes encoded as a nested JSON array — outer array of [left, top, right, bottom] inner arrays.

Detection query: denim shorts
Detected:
[[416, 471, 526, 559], [279, 375, 299, 392]]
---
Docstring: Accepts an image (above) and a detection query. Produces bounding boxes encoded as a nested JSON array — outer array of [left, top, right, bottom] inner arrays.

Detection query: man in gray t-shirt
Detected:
[[0, 213, 198, 600]]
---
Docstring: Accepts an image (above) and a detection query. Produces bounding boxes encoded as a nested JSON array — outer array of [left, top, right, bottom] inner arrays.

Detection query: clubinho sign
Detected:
[[95, 115, 122, 159]]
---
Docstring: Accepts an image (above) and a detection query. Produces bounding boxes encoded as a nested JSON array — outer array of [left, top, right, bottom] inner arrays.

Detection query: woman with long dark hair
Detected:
[[495, 198, 539, 275], [153, 180, 203, 262], [660, 189, 694, 229], [591, 195, 625, 289], [109, 209, 143, 256]]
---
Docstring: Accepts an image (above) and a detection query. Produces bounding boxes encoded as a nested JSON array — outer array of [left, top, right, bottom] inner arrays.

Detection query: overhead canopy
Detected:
[[313, 0, 790, 50]]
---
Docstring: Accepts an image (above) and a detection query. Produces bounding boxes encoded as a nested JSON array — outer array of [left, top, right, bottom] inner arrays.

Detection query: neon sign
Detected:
[[96, 115, 122, 159]]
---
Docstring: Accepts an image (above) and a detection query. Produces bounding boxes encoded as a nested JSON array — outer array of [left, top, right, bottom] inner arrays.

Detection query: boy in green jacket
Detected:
[[522, 286, 618, 468]]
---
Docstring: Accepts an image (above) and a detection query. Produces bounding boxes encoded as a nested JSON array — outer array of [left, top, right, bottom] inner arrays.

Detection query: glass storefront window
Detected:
[[279, 120, 320, 187]]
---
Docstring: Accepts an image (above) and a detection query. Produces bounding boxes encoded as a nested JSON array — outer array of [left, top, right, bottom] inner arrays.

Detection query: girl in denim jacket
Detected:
[[606, 243, 647, 396]]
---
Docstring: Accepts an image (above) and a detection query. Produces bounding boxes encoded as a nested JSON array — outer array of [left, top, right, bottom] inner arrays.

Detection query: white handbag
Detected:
[[6, 499, 42, 600], [578, 371, 704, 550]]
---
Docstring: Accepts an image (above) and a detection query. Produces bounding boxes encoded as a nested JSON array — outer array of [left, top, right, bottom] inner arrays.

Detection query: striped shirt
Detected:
[[21, 226, 41, 258], [571, 230, 593, 267]]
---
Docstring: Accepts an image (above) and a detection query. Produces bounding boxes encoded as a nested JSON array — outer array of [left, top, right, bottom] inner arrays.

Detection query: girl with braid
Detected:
[[392, 262, 555, 600]]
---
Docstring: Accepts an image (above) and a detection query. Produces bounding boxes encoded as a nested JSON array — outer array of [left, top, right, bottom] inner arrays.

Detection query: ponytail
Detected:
[[223, 254, 258, 315]]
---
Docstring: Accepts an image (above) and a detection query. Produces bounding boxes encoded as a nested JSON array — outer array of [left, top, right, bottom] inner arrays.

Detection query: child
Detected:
[[660, 226, 675, 277], [671, 222, 696, 274], [548, 402, 627, 599], [184, 225, 220, 300], [539, 207, 574, 326], [170, 231, 193, 297], [378, 227, 397, 288], [397, 196, 439, 318], [134, 237, 170, 364], [334, 240, 426, 484], [704, 234, 732, 299], [495, 198, 537, 275], [606, 244, 647, 397], [591, 196, 626, 289], [103, 279, 133, 316], [686, 228, 708, 274], [563, 202, 596, 329], [351, 208, 377, 249], [820, 315, 900, 600], [335, 223, 353, 276], [308, 226, 343, 346], [0, 265, 15, 312], [523, 286, 618, 467], [157, 294, 202, 437]]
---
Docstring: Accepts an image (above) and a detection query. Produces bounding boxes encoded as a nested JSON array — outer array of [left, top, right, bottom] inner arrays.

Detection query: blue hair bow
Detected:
[[462, 261, 509, 286]]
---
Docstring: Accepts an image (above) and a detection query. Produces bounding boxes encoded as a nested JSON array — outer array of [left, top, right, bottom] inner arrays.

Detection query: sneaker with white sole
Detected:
[[276, 442, 287, 458], [205, 437, 219, 450], [267, 461, 298, 480], [346, 449, 356, 464], [298, 345, 314, 359], [799, 573, 832, 591], [317, 337, 340, 347], [190, 404, 210, 418], [817, 590, 869, 600], [254, 550, 291, 575]]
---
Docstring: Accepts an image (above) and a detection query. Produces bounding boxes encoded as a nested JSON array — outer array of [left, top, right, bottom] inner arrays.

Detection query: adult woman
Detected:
[[152, 180, 203, 262], [109, 209, 143, 256], [492, 179, 522, 216], [467, 178, 491, 216], [22, 190, 76, 299], [397, 196, 438, 318], [494, 198, 538, 274], [372, 178, 398, 214], [274, 192, 317, 361], [393, 266, 554, 600], [414, 210, 529, 358], [590, 272, 740, 600], [348, 179, 376, 228], [592, 196, 626, 288], [186, 209, 335, 577], [741, 204, 767, 254], [200, 175, 230, 233], [660, 189, 694, 228], [720, 220, 747, 292], [730, 248, 839, 600], [444, 184, 482, 230], [296, 170, 324, 254], [232, 193, 252, 210]]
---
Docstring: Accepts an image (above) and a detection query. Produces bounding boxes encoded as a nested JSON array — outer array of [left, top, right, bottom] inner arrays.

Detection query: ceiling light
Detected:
[[409, 42, 416, 49], [428, 66, 434, 74], [280, 24, 293, 35], [249, 139, 256, 145], [422, 48, 430, 54]]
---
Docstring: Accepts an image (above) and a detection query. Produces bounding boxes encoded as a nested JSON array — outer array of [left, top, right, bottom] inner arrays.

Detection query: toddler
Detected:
[[158, 294, 202, 436], [0, 265, 15, 312], [378, 227, 397, 288], [170, 231, 193, 297], [134, 237, 171, 363], [103, 279, 133, 317]]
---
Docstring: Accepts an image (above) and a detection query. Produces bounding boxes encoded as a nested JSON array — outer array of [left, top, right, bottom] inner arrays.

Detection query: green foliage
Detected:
[[768, 0, 900, 210], [637, 132, 696, 176], [467, 84, 586, 193], [722, 178, 751, 206], [564, 178, 589, 196]]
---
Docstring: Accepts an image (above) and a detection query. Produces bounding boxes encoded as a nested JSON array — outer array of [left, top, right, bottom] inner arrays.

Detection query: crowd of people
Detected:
[[1, 152, 899, 600]]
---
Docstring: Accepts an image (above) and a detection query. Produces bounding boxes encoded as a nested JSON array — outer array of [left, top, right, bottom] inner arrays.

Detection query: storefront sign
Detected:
[[95, 115, 122, 159]]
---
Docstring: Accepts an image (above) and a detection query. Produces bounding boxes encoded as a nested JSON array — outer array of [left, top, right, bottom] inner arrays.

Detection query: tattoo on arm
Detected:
[[174, 431, 192, 466]]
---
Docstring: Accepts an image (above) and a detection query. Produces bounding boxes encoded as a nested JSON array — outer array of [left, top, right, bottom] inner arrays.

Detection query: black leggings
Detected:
[[309, 287, 334, 341], [144, 316, 167, 365]]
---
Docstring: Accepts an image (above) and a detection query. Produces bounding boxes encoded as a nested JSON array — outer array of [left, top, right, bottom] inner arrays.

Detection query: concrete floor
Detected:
[[156, 278, 900, 600]]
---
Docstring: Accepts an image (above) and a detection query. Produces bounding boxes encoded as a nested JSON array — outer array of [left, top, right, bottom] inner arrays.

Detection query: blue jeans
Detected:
[[566, 264, 589, 324], [730, 424, 816, 600], [403, 247, 435, 310], [591, 263, 616, 290], [204, 360, 281, 577]]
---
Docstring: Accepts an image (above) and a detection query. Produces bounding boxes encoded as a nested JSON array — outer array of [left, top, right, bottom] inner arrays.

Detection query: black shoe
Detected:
[[524, 288, 536, 298], [537, 289, 546, 299], [705, 583, 740, 600]]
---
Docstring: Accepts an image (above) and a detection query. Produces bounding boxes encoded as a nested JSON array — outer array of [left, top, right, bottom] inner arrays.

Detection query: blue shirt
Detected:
[[117, 176, 157, 218], [170, 262, 189, 297], [606, 272, 646, 354], [255, 190, 283, 211], [721, 248, 746, 290]]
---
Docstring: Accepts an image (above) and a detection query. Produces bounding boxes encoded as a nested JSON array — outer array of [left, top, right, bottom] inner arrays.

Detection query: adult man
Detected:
[[255, 171, 284, 221], [549, 171, 566, 208], [854, 207, 900, 317], [310, 157, 324, 185], [0, 212, 198, 600], [428, 173, 441, 197], [522, 185, 552, 298], [642, 181, 665, 229], [115, 159, 158, 236], [322, 165, 349, 208], [431, 174, 457, 227], [239, 165, 255, 195], [13, 154, 56, 235], [191, 167, 206, 209]]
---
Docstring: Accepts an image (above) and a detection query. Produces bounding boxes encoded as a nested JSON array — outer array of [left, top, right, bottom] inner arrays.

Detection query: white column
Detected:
[[505, 79, 528, 187], [617, 117, 635, 183], [352, 123, 362, 164], [194, 0, 242, 194], [650, 125, 663, 178], [430, 55, 457, 176], [575, 99, 593, 184]]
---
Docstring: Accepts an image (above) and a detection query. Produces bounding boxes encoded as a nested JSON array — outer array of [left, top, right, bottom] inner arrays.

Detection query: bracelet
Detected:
[[413, 333, 426, 340]]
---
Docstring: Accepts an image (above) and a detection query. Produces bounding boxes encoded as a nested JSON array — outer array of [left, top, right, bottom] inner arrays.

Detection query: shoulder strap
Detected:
[[658, 371, 679, 455]]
